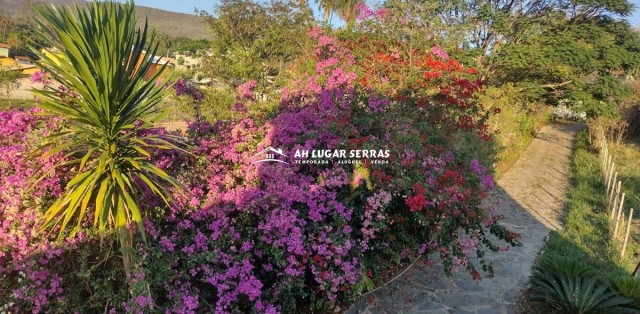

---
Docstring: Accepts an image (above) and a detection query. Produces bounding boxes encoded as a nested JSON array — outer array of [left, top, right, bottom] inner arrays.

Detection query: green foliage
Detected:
[[608, 274, 640, 306], [0, 14, 46, 60], [175, 38, 210, 54], [494, 14, 638, 110], [0, 98, 36, 109], [530, 271, 635, 313], [0, 67, 26, 97], [605, 142, 640, 241], [201, 0, 312, 88], [166, 88, 237, 122], [31, 1, 183, 275], [535, 254, 598, 277], [476, 84, 550, 173], [384, 0, 639, 116], [315, 0, 360, 24]]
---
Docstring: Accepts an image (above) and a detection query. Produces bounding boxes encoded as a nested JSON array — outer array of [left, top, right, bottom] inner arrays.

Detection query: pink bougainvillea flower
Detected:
[[236, 80, 257, 101], [431, 45, 449, 60], [355, 2, 373, 21]]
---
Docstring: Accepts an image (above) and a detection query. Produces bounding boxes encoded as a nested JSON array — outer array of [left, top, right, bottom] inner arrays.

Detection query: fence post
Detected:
[[611, 184, 620, 220], [622, 208, 634, 258], [610, 180, 621, 217], [614, 193, 626, 238], [606, 163, 615, 195]]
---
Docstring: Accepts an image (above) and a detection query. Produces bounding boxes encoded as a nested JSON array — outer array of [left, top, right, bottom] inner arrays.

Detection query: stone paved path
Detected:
[[346, 123, 585, 314]]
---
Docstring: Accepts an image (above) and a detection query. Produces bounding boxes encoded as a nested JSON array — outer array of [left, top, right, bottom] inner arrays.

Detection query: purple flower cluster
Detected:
[[174, 79, 204, 102], [0, 109, 71, 312], [30, 71, 51, 85], [236, 80, 257, 101]]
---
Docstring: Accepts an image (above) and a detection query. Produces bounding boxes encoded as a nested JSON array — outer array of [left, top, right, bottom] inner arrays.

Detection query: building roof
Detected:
[[0, 43, 11, 49], [0, 58, 17, 67], [15, 56, 30, 61]]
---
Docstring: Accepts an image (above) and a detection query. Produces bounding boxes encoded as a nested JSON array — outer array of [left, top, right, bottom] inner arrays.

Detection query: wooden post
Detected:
[[614, 193, 626, 238], [611, 186, 620, 220], [619, 213, 626, 238], [633, 260, 640, 277], [606, 163, 615, 194], [609, 179, 620, 214], [622, 208, 634, 258]]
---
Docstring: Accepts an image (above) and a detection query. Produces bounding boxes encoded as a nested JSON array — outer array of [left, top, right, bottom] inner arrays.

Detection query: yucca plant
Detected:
[[531, 270, 637, 313], [30, 1, 183, 276]]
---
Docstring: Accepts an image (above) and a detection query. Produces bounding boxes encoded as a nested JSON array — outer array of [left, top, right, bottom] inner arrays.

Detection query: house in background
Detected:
[[133, 51, 175, 81], [0, 43, 10, 58], [13, 56, 38, 75], [15, 56, 32, 65], [0, 57, 16, 67]]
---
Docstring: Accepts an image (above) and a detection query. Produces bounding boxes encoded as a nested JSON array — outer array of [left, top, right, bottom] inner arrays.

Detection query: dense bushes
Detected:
[[1, 12, 519, 314], [477, 84, 551, 173]]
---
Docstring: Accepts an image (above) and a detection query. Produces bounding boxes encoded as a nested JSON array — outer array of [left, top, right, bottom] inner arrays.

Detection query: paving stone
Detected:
[[452, 307, 476, 314], [416, 302, 448, 312]]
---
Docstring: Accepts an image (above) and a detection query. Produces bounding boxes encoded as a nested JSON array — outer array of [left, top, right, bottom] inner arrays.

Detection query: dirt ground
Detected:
[[4, 78, 37, 100]]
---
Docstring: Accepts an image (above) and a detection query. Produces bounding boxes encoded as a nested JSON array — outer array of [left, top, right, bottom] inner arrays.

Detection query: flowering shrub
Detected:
[[0, 108, 72, 312], [133, 28, 518, 313], [1, 27, 518, 313]]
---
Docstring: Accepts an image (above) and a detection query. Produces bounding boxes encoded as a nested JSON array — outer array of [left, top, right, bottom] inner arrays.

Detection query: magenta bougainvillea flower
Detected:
[[1, 26, 518, 314]]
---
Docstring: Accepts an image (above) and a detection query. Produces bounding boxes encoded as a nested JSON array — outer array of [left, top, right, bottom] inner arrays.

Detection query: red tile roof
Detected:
[[0, 43, 11, 49]]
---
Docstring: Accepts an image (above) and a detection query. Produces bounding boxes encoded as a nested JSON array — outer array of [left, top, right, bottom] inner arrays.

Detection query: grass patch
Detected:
[[541, 130, 640, 274], [0, 98, 36, 110], [540, 130, 629, 273], [525, 130, 640, 312], [609, 140, 640, 271], [609, 141, 640, 220]]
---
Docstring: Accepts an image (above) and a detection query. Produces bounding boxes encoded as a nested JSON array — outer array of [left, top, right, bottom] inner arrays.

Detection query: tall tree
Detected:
[[377, 0, 640, 114], [316, 0, 360, 23], [201, 0, 313, 88]]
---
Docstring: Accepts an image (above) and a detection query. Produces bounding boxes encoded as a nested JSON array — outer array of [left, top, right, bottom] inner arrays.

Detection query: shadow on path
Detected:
[[346, 123, 585, 314]]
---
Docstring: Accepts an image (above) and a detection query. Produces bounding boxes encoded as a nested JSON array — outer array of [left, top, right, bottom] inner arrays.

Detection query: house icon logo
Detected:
[[253, 147, 289, 164]]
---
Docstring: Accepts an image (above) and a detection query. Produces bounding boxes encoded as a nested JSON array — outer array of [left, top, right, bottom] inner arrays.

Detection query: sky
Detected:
[[120, 0, 326, 19], [123, 0, 215, 15], [125, 0, 640, 27], [631, 0, 640, 26]]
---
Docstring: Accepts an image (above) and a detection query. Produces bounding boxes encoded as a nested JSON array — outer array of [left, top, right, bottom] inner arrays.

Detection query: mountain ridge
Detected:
[[0, 0, 212, 39]]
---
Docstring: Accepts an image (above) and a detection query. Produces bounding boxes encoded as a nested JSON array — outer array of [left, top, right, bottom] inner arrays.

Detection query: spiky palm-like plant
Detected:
[[31, 1, 182, 276], [531, 271, 637, 313]]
